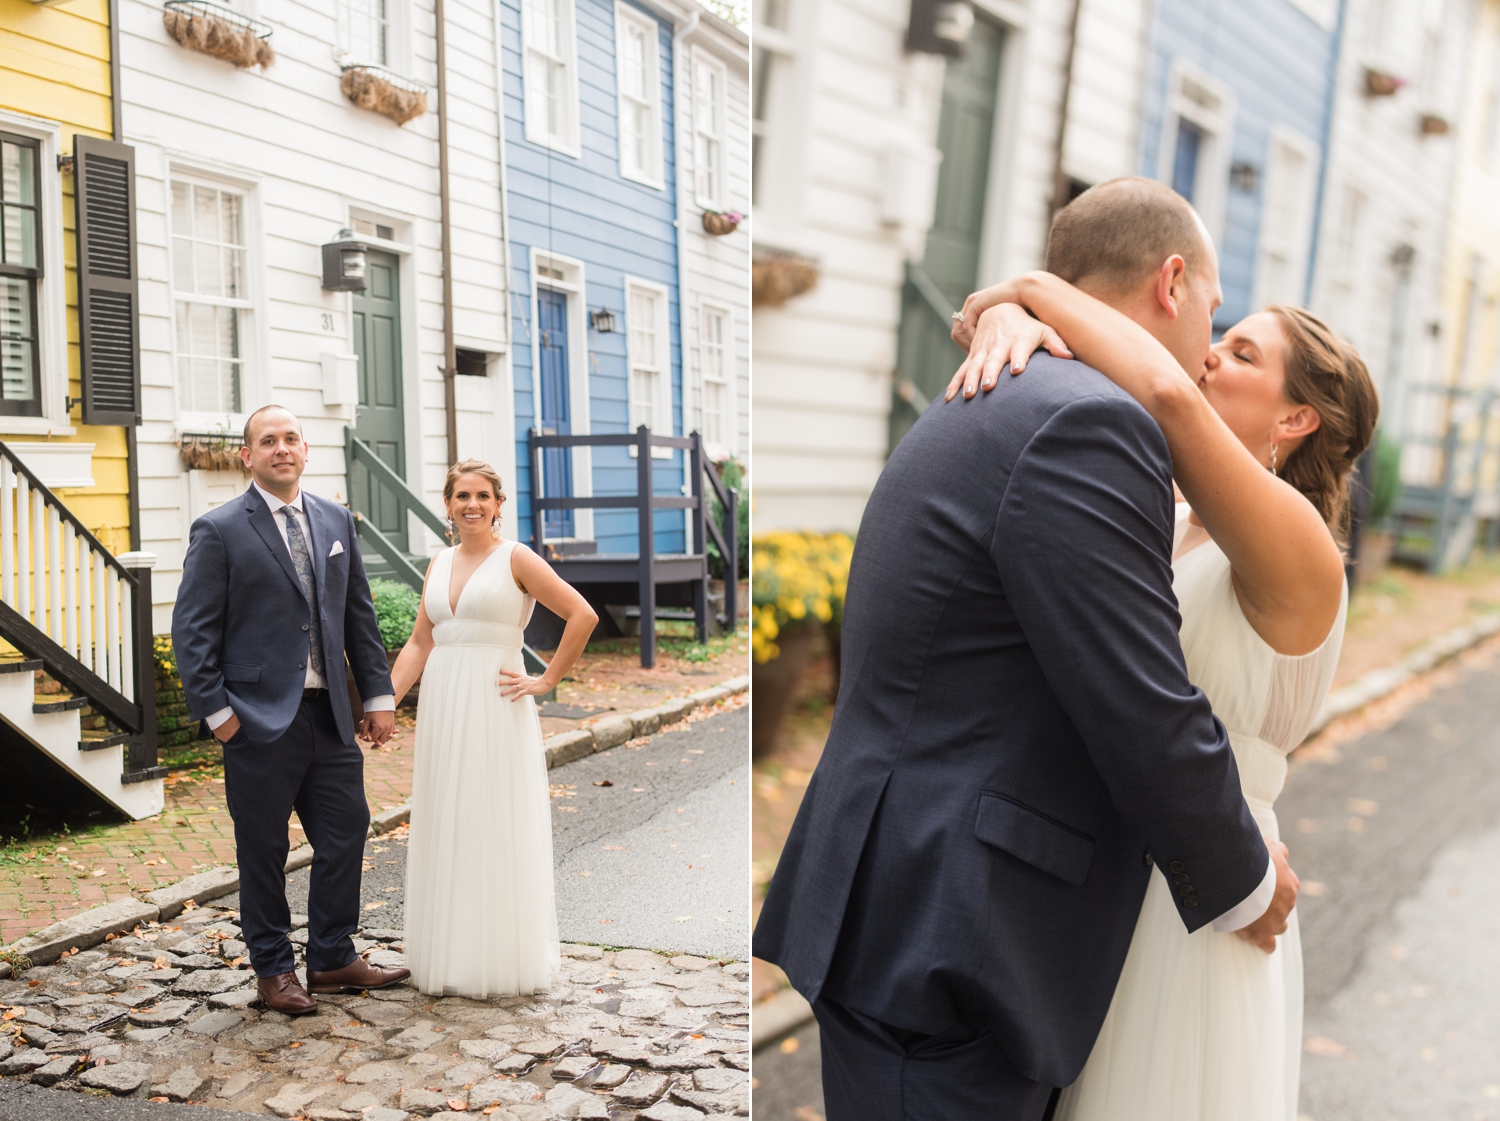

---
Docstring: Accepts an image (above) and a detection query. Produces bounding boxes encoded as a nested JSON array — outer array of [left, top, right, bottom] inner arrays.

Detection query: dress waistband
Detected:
[[432, 619, 524, 650]]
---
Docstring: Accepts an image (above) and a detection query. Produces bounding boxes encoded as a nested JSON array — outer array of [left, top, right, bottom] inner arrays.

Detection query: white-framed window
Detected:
[[692, 49, 727, 208], [699, 302, 732, 456], [625, 277, 672, 457], [1156, 60, 1235, 247], [342, 0, 389, 64], [524, 0, 581, 156], [0, 113, 66, 434], [615, 4, 663, 186], [1252, 126, 1320, 309], [1324, 183, 1368, 340], [170, 177, 251, 418], [751, 0, 808, 232]]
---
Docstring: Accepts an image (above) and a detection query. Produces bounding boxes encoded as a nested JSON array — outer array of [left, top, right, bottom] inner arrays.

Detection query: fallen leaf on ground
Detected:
[[1304, 1037, 1348, 1058]]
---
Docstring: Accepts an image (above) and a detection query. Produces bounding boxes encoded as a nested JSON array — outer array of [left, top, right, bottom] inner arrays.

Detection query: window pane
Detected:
[[704, 379, 723, 444], [194, 185, 221, 246], [0, 339, 35, 402], [173, 237, 195, 293], [622, 23, 647, 100], [178, 299, 241, 413], [2, 142, 35, 206], [630, 289, 657, 369], [1, 276, 33, 340], [172, 181, 193, 235], [632, 367, 657, 430], [196, 240, 224, 298], [2, 205, 37, 269], [1171, 119, 1203, 202]]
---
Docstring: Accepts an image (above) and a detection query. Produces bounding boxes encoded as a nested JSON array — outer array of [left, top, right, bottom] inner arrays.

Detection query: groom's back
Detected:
[[755, 353, 1193, 1084]]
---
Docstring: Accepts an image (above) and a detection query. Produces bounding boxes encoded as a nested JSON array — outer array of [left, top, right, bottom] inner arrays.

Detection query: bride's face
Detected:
[[448, 473, 502, 539], [1197, 312, 1318, 467]]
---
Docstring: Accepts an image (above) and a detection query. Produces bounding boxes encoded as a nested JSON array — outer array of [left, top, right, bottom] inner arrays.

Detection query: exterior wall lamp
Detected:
[[321, 229, 369, 292], [589, 308, 618, 332]]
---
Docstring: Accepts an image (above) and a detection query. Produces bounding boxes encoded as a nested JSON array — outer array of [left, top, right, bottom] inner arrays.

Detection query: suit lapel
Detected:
[[244, 486, 305, 596], [305, 493, 329, 596]]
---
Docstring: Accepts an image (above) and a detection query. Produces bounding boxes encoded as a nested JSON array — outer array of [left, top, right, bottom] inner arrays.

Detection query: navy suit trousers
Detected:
[[814, 996, 1058, 1121], [221, 692, 370, 977]]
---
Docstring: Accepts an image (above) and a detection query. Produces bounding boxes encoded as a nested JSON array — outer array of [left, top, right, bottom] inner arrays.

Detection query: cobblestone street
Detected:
[[0, 704, 750, 1119]]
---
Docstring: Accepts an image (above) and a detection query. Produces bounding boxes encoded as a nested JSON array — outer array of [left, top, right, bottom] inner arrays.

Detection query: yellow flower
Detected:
[[751, 531, 855, 663]]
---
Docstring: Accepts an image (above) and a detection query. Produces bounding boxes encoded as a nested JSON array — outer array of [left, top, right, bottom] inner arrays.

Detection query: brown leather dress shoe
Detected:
[[305, 956, 411, 994], [257, 971, 317, 1015]]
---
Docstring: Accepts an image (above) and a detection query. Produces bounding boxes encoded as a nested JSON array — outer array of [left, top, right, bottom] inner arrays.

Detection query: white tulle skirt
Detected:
[[404, 639, 560, 997], [1055, 857, 1302, 1121]]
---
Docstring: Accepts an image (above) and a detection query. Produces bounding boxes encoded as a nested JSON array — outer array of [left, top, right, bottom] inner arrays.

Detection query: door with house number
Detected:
[[537, 288, 574, 540], [350, 250, 408, 553]]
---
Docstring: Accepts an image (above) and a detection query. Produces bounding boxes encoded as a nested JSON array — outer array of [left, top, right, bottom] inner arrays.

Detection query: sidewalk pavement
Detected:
[[0, 625, 748, 950]]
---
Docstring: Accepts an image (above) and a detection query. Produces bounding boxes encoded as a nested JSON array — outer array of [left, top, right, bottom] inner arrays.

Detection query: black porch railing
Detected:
[[0, 438, 160, 782], [526, 426, 739, 668]]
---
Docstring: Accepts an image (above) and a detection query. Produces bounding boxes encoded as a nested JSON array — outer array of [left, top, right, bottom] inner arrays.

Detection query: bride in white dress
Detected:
[[947, 276, 1378, 1119], [389, 460, 597, 997]]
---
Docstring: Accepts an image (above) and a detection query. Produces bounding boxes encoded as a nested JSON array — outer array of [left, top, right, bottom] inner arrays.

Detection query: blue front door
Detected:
[[537, 288, 574, 539]]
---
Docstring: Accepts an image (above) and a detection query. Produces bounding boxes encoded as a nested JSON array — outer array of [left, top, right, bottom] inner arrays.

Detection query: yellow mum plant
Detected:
[[752, 531, 855, 663]]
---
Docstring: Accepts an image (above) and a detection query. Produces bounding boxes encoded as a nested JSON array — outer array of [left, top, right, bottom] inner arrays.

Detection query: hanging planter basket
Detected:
[[753, 248, 820, 307], [1363, 67, 1406, 97], [340, 64, 430, 126], [702, 209, 743, 236], [178, 432, 250, 475], [162, 0, 274, 70]]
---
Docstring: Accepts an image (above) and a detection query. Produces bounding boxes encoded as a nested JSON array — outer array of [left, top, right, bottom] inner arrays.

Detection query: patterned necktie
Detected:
[[283, 507, 324, 677]]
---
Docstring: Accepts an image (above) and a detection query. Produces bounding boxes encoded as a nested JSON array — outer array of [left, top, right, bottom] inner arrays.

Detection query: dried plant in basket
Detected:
[[162, 8, 275, 70], [341, 68, 429, 126], [178, 439, 250, 475], [752, 253, 819, 307]]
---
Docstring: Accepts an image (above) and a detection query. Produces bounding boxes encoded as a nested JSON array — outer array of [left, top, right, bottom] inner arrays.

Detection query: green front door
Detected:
[[891, 16, 1005, 450], [350, 250, 407, 553]]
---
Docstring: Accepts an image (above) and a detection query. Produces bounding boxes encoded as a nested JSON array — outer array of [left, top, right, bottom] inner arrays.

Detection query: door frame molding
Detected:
[[528, 246, 594, 543]]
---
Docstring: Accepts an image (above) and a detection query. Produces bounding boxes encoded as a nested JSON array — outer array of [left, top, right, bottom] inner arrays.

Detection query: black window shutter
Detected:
[[74, 135, 140, 427]]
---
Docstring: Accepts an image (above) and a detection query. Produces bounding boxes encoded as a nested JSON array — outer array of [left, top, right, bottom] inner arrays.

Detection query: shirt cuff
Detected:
[[362, 695, 396, 712], [1212, 855, 1277, 933], [204, 705, 235, 731]]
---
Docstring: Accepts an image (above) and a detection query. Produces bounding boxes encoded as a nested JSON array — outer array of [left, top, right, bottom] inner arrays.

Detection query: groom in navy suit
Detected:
[[173, 405, 409, 1013], [755, 179, 1300, 1119]]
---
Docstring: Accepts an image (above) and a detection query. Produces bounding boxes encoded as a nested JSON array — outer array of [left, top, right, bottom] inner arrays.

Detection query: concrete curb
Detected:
[[1306, 612, 1500, 739], [1, 672, 748, 972], [752, 987, 815, 1049]]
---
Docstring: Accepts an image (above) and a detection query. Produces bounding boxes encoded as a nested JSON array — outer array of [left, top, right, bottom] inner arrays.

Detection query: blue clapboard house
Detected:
[[1139, 0, 1343, 330], [502, 0, 731, 661]]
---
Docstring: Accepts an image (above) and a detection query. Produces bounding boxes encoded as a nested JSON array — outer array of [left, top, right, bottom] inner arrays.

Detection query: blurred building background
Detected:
[[752, 0, 1500, 573]]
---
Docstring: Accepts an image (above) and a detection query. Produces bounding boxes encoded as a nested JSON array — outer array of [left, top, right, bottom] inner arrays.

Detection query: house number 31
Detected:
[[321, 313, 335, 331]]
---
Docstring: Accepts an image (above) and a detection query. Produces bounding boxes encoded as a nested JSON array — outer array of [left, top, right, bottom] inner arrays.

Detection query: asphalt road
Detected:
[[752, 656, 1500, 1120], [215, 705, 750, 960]]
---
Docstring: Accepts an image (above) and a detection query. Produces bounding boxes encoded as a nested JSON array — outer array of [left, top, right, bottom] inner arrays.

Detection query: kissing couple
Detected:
[[755, 177, 1379, 1120], [173, 406, 597, 1012]]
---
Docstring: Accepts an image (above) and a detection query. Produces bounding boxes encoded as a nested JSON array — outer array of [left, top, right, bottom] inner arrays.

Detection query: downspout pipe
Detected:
[[108, 0, 142, 551], [1048, 0, 1084, 220], [1302, 0, 1350, 307], [672, 8, 700, 441], [436, 0, 459, 467]]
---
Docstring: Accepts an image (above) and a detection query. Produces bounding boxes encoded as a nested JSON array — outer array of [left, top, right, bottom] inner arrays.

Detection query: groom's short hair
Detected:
[[243, 405, 303, 448], [1045, 177, 1206, 295]]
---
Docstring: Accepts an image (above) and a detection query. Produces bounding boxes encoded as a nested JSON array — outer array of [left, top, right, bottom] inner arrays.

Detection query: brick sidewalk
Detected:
[[2, 626, 748, 950]]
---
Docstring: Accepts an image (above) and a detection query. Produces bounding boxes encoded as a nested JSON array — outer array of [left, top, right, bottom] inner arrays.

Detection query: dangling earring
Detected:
[[491, 513, 501, 538], [1269, 443, 1280, 477], [445, 516, 455, 538]]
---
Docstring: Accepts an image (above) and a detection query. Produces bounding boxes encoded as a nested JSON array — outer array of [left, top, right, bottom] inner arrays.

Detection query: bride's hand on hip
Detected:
[[945, 303, 1072, 403], [497, 668, 555, 700]]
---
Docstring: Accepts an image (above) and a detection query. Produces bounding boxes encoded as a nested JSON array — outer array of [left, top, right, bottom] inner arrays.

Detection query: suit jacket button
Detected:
[[1183, 896, 1199, 908], [1169, 861, 1187, 874], [302, 623, 309, 631], [1174, 873, 1191, 885], [1176, 883, 1194, 897], [298, 662, 306, 669], [1143, 850, 1153, 867]]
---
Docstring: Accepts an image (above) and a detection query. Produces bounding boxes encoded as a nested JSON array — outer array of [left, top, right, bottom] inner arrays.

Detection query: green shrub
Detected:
[[370, 578, 421, 651], [707, 458, 749, 581], [1371, 429, 1402, 524]]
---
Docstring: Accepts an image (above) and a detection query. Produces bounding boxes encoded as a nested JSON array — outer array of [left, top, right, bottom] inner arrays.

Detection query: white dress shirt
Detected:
[[204, 480, 394, 730]]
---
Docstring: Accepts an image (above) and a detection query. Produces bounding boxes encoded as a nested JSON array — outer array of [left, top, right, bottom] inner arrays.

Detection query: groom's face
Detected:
[[1154, 222, 1222, 379], [242, 409, 308, 494]]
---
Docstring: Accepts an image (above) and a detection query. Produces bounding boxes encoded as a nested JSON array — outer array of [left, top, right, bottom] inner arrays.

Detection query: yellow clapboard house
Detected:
[[0, 0, 164, 818], [1439, 0, 1500, 395]]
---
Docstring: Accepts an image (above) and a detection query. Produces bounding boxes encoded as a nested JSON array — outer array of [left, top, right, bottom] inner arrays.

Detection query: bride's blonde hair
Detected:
[[442, 459, 507, 544]]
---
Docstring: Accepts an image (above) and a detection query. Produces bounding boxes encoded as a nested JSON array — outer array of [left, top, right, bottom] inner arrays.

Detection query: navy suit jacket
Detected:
[[171, 485, 393, 746], [753, 356, 1269, 1088]]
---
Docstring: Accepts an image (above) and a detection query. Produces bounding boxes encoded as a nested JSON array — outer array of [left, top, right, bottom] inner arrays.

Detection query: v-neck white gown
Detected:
[[404, 540, 561, 996], [1055, 514, 1347, 1121]]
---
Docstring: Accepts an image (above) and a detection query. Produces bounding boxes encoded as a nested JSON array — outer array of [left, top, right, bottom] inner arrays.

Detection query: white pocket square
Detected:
[[329, 540, 345, 557]]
